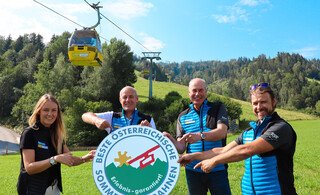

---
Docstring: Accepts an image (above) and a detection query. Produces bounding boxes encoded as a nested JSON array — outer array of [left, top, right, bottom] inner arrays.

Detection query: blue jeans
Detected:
[[186, 169, 231, 195]]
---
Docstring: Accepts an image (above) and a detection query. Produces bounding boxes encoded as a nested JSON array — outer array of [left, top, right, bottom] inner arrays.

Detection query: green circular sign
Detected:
[[93, 125, 180, 195]]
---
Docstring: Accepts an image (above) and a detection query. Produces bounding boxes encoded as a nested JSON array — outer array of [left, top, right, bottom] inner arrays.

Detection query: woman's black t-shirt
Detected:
[[18, 122, 62, 194]]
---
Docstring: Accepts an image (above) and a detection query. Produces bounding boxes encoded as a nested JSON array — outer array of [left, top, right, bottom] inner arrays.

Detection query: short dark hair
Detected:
[[250, 87, 276, 100]]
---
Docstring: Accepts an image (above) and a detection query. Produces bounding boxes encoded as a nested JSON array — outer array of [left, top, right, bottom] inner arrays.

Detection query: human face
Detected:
[[251, 92, 276, 121], [39, 101, 58, 127], [119, 88, 138, 114], [189, 79, 207, 110]]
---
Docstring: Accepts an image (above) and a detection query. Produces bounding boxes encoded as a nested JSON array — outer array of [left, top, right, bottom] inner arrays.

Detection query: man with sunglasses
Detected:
[[178, 83, 297, 195]]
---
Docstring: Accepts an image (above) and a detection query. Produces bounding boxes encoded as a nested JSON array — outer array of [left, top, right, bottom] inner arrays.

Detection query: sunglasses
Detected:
[[250, 82, 270, 91]]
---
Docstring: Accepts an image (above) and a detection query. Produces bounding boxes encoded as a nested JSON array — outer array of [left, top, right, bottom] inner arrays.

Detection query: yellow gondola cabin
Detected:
[[68, 29, 103, 66]]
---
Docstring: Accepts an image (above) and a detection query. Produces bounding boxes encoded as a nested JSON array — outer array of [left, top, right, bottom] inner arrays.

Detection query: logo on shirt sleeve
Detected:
[[37, 141, 48, 149], [267, 132, 279, 141]]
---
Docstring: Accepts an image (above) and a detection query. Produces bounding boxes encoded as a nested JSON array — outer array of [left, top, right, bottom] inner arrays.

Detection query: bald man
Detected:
[[82, 86, 156, 133], [164, 78, 231, 195]]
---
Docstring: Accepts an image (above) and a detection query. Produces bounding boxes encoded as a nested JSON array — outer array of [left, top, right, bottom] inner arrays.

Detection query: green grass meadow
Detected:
[[1, 120, 319, 194], [134, 76, 189, 102]]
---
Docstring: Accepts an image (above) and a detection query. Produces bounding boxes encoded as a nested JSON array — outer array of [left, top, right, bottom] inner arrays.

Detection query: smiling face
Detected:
[[188, 78, 207, 111], [251, 91, 277, 121], [119, 87, 138, 116], [39, 100, 58, 128]]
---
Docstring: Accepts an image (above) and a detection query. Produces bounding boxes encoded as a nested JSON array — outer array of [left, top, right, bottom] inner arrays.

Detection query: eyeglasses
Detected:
[[250, 82, 270, 91]]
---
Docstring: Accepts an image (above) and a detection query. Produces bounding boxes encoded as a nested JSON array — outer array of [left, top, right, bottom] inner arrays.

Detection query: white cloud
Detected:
[[1, 0, 153, 45], [213, 5, 248, 24], [104, 0, 153, 20], [0, 0, 94, 43], [239, 0, 270, 7], [294, 46, 320, 58], [139, 33, 165, 52], [212, 0, 270, 24], [239, 0, 259, 7]]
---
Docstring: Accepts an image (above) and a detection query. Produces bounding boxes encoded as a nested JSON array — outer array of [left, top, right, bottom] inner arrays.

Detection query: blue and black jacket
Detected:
[[236, 112, 297, 195], [111, 109, 152, 132], [177, 100, 228, 172]]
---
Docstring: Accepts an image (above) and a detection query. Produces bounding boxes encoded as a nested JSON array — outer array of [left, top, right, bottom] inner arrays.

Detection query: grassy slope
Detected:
[[2, 120, 319, 194], [134, 76, 189, 101]]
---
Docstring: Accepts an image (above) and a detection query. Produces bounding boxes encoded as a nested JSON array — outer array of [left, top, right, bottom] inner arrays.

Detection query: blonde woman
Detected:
[[17, 94, 94, 195]]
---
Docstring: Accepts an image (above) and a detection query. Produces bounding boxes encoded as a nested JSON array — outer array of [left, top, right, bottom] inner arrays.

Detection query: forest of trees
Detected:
[[0, 32, 319, 146], [0, 32, 242, 146], [149, 54, 320, 115]]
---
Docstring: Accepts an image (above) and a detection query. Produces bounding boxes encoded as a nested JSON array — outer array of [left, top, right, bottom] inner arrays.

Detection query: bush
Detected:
[[164, 91, 182, 106], [65, 98, 111, 146], [207, 93, 242, 120]]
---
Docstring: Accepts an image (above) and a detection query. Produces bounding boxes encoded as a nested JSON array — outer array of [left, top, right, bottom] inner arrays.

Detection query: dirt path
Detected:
[[0, 126, 20, 155]]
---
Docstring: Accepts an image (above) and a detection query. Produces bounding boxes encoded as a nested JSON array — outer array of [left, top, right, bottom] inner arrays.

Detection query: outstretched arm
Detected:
[[163, 132, 186, 154], [82, 112, 111, 131], [182, 123, 228, 144], [63, 145, 95, 166], [195, 138, 274, 173], [23, 145, 75, 175], [178, 141, 238, 166], [203, 123, 228, 141], [71, 150, 96, 166]]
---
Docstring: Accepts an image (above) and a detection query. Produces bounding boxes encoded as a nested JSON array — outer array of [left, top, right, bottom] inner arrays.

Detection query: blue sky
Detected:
[[1, 0, 320, 63]]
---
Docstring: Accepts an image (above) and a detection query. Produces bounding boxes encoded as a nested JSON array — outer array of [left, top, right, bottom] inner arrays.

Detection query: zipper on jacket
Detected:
[[250, 157, 256, 195]]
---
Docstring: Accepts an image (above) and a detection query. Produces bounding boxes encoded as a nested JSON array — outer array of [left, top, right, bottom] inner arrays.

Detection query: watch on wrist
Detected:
[[49, 156, 57, 166], [200, 132, 206, 140]]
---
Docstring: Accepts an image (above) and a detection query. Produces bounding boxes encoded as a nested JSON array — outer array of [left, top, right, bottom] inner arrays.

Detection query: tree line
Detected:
[[137, 53, 320, 116], [2, 32, 318, 146], [0, 32, 242, 146]]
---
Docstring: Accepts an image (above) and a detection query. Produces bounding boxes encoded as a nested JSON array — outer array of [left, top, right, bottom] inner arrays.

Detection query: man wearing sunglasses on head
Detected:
[[178, 82, 297, 195]]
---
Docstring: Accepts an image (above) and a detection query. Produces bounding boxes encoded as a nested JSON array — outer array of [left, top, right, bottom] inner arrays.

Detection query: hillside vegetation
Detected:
[[148, 53, 320, 115], [134, 76, 318, 122], [0, 33, 318, 147]]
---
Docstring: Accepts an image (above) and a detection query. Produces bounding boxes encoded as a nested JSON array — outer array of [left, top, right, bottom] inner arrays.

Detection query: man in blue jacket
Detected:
[[165, 78, 231, 195], [178, 82, 297, 195]]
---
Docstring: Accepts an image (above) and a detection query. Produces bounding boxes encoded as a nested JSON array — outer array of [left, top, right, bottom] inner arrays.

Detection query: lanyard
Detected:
[[124, 109, 136, 126], [199, 105, 205, 151], [196, 104, 205, 151]]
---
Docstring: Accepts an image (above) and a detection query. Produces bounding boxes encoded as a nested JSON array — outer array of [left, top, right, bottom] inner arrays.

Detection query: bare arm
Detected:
[[62, 144, 95, 166], [178, 141, 238, 166], [163, 132, 186, 154], [82, 112, 111, 130], [23, 143, 97, 174], [22, 149, 74, 175], [183, 123, 228, 144], [71, 150, 96, 166], [195, 138, 274, 172], [140, 119, 152, 128], [203, 123, 228, 141]]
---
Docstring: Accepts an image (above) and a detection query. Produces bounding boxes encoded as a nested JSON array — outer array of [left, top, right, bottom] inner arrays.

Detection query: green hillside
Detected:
[[134, 76, 189, 101], [134, 76, 318, 121]]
